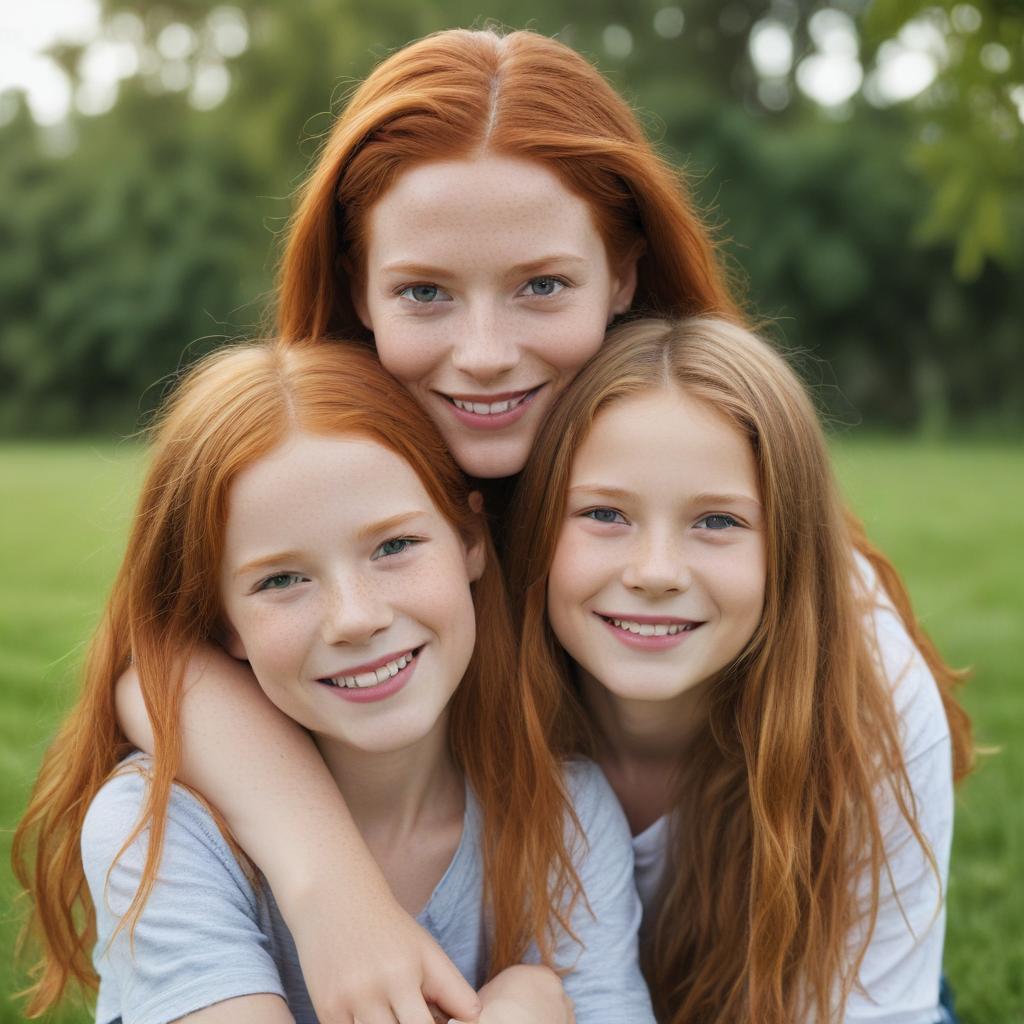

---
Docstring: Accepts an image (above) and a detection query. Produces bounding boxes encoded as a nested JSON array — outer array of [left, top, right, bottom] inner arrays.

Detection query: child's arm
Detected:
[[116, 643, 481, 1024]]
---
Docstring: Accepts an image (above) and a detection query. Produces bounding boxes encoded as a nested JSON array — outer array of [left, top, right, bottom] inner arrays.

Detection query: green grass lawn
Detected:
[[2, 439, 1021, 1023]]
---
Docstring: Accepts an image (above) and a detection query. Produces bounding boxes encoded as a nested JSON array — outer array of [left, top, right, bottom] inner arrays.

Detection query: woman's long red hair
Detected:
[[507, 318, 972, 1024], [13, 340, 580, 1016], [276, 27, 741, 343]]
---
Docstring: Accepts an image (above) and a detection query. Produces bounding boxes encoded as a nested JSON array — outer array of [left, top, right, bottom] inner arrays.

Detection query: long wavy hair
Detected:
[[277, 27, 740, 343], [13, 340, 580, 1016], [507, 318, 972, 1023]]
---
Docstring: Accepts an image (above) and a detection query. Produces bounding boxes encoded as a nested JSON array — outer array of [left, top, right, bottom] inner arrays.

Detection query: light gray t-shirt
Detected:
[[82, 757, 655, 1024]]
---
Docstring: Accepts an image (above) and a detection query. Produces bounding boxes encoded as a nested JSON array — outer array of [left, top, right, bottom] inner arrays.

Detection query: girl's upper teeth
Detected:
[[452, 394, 526, 415], [610, 618, 694, 636], [327, 651, 413, 689]]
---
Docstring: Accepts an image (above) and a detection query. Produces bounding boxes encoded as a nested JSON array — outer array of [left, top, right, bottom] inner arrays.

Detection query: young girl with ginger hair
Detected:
[[100, 26, 967, 1022], [14, 340, 655, 1023], [506, 317, 971, 1023]]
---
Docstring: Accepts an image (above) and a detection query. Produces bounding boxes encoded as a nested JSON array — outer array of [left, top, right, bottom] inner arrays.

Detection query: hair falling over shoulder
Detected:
[[276, 27, 741, 343], [507, 317, 973, 1024], [13, 339, 581, 1016]]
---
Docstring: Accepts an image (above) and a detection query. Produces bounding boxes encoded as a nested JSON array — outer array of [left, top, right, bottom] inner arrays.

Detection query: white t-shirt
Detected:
[[632, 555, 954, 1023]]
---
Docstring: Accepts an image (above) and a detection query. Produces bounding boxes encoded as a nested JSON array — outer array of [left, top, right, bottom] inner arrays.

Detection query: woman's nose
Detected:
[[450, 306, 520, 382]]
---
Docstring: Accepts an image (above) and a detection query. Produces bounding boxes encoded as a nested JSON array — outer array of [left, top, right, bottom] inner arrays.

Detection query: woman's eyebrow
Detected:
[[507, 254, 588, 276]]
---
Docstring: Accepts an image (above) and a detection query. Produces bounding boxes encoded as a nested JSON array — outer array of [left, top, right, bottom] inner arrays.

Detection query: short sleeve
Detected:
[[554, 760, 656, 1024], [844, 559, 954, 1023], [82, 761, 287, 1024]]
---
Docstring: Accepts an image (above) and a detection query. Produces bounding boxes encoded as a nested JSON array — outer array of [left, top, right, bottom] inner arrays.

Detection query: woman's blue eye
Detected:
[[399, 284, 449, 303], [372, 536, 419, 560], [582, 507, 626, 525], [525, 276, 565, 297], [257, 573, 306, 591], [696, 514, 740, 530]]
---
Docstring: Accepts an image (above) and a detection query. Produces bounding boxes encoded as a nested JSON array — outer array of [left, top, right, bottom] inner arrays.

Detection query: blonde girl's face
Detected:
[[357, 155, 637, 479], [547, 388, 767, 704], [218, 432, 484, 757]]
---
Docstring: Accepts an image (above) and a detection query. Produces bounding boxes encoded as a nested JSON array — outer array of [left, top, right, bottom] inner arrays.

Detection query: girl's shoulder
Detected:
[[81, 753, 254, 907], [560, 757, 632, 837]]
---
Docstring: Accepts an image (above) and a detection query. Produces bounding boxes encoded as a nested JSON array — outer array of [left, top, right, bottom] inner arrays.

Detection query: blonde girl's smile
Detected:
[[547, 387, 766, 703]]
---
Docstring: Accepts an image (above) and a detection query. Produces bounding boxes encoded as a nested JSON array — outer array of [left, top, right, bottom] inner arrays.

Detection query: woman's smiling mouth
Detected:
[[438, 386, 543, 429]]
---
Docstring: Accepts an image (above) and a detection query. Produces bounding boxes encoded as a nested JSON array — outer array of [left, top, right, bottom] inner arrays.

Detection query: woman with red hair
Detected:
[[80, 26, 963, 1023]]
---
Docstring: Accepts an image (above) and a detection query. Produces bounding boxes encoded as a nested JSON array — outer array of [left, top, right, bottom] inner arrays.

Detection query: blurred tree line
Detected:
[[1, 0, 1021, 435]]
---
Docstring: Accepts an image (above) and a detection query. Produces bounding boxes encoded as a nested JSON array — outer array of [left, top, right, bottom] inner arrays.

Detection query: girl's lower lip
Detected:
[[442, 387, 541, 431], [597, 615, 701, 650], [323, 652, 418, 704]]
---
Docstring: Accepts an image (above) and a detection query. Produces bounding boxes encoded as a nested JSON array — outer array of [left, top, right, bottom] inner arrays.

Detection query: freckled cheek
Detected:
[[240, 608, 316, 683], [547, 529, 608, 616], [374, 321, 448, 384], [713, 552, 767, 631], [534, 308, 609, 377]]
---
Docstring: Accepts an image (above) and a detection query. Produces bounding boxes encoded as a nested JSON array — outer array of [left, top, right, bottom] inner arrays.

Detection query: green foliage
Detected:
[[864, 0, 1024, 280], [1, 1, 1022, 434]]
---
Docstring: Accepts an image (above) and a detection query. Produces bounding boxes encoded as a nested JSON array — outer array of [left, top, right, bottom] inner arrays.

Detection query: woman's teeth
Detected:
[[608, 618, 695, 636], [451, 392, 530, 415], [323, 651, 415, 689]]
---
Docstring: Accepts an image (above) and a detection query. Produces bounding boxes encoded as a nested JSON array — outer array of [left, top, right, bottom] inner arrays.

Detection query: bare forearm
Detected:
[[115, 645, 384, 901]]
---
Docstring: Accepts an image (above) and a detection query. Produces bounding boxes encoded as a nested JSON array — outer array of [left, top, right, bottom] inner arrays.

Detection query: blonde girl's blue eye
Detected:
[[524, 276, 566, 297], [582, 507, 627, 525], [371, 536, 420, 560], [399, 284, 451, 303], [695, 513, 741, 530], [257, 573, 306, 591]]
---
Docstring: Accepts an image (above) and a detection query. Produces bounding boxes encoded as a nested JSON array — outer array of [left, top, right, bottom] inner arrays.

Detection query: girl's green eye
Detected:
[[257, 573, 305, 591], [583, 507, 626, 525], [371, 536, 420, 560]]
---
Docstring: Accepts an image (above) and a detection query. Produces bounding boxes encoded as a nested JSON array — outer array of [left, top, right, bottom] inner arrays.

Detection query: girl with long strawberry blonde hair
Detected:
[[14, 339, 655, 1023], [507, 317, 971, 1023], [72, 25, 966, 1023]]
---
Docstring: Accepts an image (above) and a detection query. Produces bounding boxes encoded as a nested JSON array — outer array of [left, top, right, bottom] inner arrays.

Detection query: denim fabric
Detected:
[[937, 975, 959, 1024]]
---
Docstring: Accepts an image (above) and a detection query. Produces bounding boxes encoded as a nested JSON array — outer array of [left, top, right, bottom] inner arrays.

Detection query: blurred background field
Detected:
[[2, 0, 1022, 1021]]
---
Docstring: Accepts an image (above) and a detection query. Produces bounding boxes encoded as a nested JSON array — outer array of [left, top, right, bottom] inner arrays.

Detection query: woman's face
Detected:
[[219, 431, 484, 757], [547, 388, 766, 705], [357, 155, 637, 479]]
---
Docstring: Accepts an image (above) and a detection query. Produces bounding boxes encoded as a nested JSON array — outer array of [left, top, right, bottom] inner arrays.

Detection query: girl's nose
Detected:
[[621, 534, 692, 596], [319, 582, 394, 646]]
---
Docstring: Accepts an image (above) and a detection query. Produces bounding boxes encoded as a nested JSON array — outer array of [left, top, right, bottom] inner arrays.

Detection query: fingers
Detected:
[[420, 948, 481, 1023]]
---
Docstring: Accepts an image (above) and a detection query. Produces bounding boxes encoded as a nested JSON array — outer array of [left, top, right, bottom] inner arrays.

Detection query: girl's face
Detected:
[[219, 431, 484, 756], [357, 155, 637, 479], [547, 388, 766, 704]]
